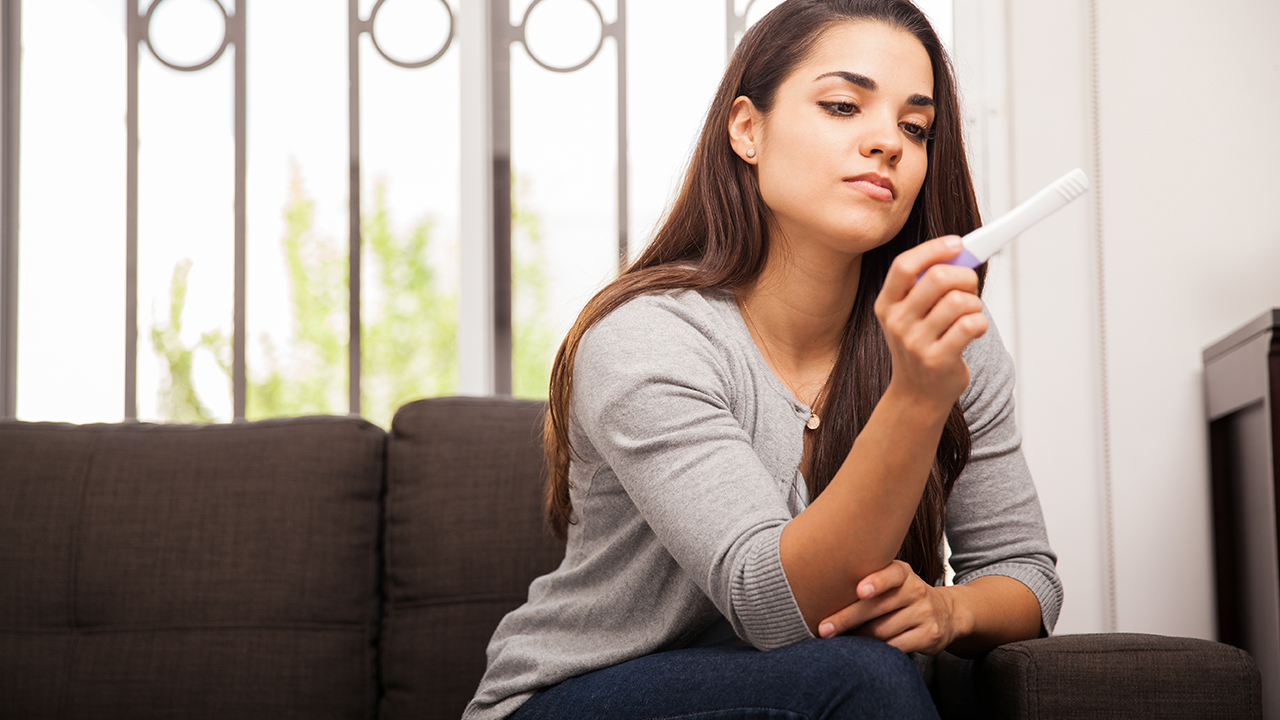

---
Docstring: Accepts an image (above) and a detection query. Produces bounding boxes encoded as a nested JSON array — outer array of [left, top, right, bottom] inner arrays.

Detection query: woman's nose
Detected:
[[858, 114, 902, 164]]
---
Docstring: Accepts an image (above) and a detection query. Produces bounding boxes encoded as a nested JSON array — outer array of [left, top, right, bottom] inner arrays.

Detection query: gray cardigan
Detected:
[[465, 288, 1062, 720]]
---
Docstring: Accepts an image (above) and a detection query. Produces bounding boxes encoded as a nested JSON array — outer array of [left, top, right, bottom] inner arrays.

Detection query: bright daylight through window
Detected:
[[5, 0, 951, 426]]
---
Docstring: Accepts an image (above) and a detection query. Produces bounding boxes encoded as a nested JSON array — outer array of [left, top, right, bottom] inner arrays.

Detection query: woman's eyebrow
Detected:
[[814, 70, 877, 89], [813, 70, 935, 108]]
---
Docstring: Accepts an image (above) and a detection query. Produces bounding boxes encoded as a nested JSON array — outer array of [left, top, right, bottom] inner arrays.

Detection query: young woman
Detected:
[[466, 1, 1060, 718]]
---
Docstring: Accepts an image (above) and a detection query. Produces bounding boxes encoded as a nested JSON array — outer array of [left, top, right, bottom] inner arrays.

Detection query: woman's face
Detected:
[[732, 21, 935, 257]]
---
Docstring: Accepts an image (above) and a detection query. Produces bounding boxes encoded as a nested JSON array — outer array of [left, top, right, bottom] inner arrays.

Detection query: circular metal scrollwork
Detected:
[[369, 0, 455, 70], [519, 0, 605, 74], [143, 0, 231, 73]]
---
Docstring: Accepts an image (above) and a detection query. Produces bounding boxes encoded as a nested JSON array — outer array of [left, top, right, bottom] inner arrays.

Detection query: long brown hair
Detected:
[[544, 0, 983, 585]]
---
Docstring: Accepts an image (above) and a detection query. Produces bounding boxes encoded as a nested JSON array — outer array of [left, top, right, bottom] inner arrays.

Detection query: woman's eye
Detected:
[[900, 122, 931, 141], [818, 101, 858, 117]]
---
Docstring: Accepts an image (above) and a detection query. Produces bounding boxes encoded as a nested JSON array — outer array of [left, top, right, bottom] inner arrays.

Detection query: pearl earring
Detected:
[[746, 148, 756, 159]]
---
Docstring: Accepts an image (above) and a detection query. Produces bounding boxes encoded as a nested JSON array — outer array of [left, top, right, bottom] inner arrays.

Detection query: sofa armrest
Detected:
[[929, 633, 1261, 720]]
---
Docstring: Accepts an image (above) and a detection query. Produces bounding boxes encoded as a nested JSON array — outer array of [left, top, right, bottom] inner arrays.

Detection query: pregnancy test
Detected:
[[941, 168, 1090, 270]]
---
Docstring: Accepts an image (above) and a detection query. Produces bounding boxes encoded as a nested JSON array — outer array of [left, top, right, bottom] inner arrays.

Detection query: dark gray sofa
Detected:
[[0, 396, 1261, 719]]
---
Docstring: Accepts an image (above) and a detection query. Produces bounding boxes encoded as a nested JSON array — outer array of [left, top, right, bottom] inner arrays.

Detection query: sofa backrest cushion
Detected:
[[0, 416, 386, 719], [380, 397, 566, 720]]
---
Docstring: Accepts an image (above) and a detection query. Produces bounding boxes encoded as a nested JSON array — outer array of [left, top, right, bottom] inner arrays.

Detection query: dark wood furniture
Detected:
[[1205, 308, 1280, 720]]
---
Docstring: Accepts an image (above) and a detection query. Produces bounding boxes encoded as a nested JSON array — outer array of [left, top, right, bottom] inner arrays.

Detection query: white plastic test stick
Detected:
[[943, 168, 1090, 269]]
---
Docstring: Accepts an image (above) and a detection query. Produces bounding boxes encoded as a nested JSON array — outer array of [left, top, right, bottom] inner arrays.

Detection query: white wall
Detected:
[[1095, 0, 1280, 637], [957, 0, 1280, 639]]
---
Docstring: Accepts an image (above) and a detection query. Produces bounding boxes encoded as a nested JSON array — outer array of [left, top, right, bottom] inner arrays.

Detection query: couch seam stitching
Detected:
[[370, 428, 388, 720], [381, 425, 399, 719], [59, 431, 98, 720], [1017, 647, 1034, 720]]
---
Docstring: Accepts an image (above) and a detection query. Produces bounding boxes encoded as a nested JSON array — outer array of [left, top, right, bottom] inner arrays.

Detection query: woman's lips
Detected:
[[845, 174, 895, 202]]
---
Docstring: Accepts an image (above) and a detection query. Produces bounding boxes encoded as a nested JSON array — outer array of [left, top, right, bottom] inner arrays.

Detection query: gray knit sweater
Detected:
[[464, 288, 1061, 720]]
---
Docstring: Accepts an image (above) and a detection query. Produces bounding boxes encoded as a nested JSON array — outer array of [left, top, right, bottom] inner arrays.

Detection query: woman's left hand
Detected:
[[816, 560, 969, 655]]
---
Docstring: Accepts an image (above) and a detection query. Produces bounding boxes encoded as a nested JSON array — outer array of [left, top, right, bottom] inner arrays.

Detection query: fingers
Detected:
[[818, 602, 869, 639], [902, 264, 981, 329], [816, 562, 958, 655], [875, 237, 983, 355], [902, 287, 985, 356], [919, 294, 987, 366], [855, 605, 916, 643], [857, 560, 911, 600], [816, 591, 893, 638], [882, 626, 945, 655], [935, 305, 988, 357], [878, 236, 964, 307], [873, 237, 986, 405], [817, 561, 914, 638], [855, 600, 948, 655], [881, 261, 979, 330]]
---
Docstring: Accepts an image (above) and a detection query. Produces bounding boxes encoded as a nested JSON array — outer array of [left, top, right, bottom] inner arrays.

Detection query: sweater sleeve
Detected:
[[946, 308, 1064, 633], [571, 295, 814, 650]]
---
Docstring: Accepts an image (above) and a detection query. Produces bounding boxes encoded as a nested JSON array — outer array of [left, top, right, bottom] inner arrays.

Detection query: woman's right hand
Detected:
[[873, 235, 988, 413], [782, 236, 988, 634]]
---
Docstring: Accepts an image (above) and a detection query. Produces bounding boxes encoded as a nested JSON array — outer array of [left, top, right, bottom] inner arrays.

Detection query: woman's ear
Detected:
[[727, 96, 760, 164]]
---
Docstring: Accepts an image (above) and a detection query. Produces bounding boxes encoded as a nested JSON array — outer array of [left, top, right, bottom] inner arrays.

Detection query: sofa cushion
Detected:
[[974, 632, 1262, 719], [0, 416, 386, 719], [380, 397, 566, 720]]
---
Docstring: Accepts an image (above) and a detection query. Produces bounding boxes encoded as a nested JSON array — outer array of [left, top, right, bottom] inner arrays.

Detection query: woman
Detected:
[[466, 1, 1060, 718]]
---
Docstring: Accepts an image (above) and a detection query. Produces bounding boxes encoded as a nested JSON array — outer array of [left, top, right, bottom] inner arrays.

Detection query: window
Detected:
[[1, 0, 953, 426]]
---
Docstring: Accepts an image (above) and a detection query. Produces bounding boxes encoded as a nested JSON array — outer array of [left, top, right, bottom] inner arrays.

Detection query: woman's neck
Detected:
[[739, 238, 862, 372]]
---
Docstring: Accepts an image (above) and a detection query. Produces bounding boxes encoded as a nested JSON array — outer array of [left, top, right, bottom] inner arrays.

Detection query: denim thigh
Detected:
[[509, 635, 940, 720]]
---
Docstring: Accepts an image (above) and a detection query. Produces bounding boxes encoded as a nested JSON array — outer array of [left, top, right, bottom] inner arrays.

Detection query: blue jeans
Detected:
[[509, 636, 940, 720]]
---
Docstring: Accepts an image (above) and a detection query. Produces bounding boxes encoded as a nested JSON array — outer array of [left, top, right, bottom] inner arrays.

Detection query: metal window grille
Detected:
[[0, 0, 769, 421]]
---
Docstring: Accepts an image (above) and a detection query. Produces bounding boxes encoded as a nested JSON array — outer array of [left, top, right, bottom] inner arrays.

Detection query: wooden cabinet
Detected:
[[1204, 308, 1280, 719]]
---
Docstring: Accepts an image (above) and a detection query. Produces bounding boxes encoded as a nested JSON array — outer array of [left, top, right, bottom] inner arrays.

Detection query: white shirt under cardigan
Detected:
[[464, 288, 1062, 720]]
